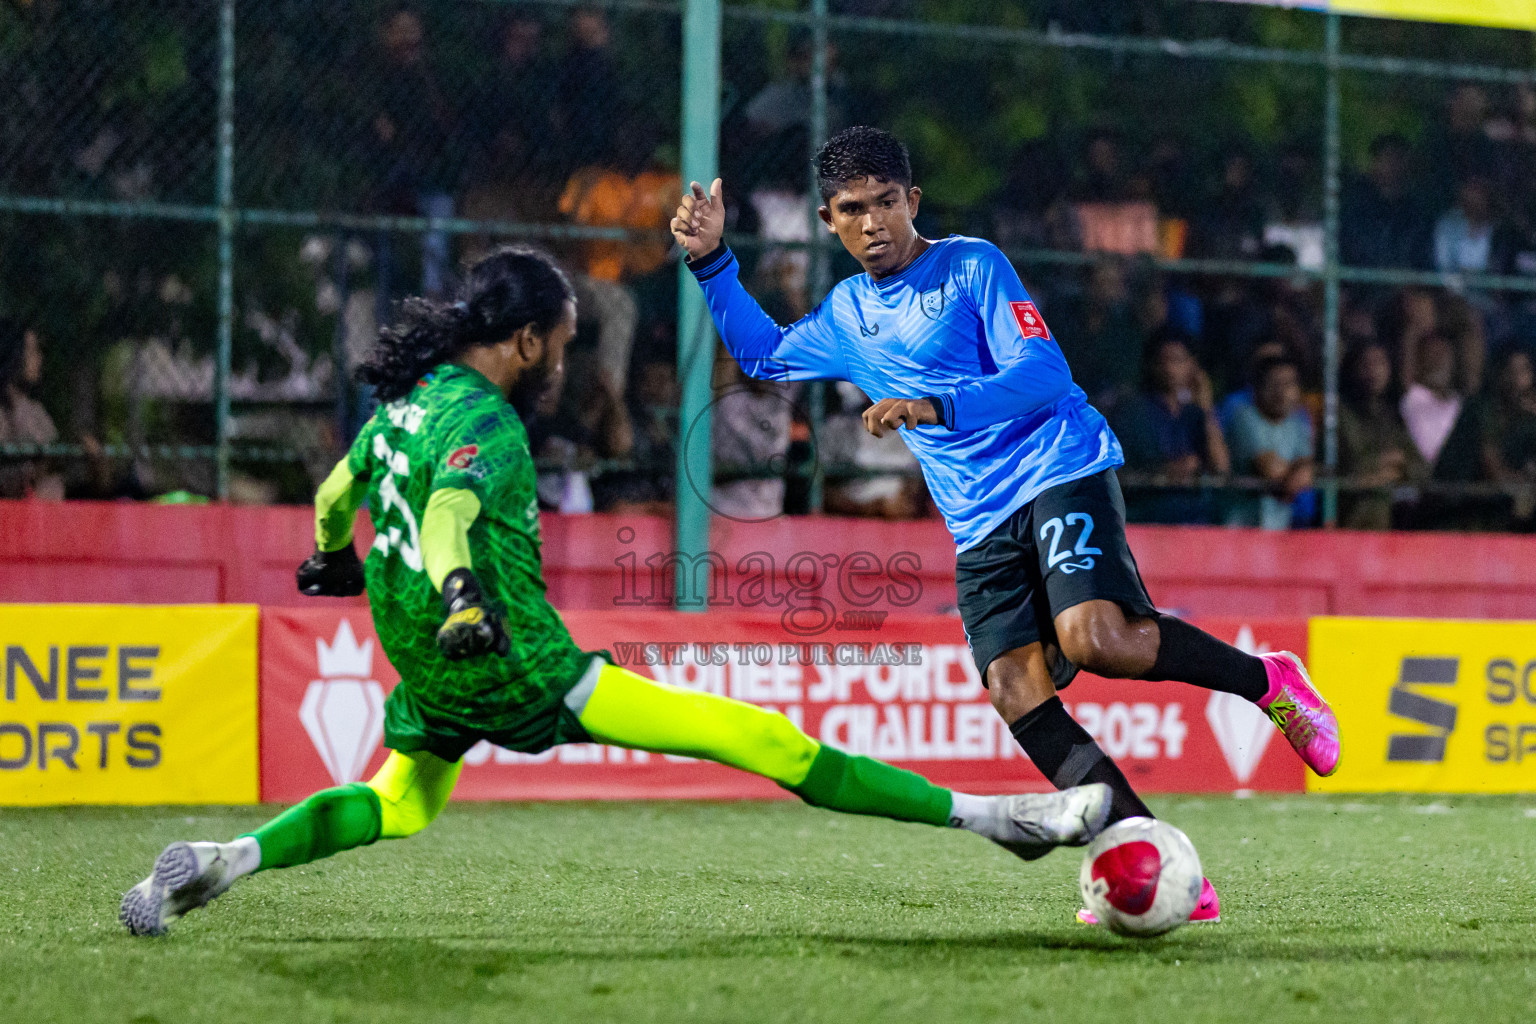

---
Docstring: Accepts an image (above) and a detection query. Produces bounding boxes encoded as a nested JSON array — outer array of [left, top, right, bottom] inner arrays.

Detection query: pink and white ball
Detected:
[[1078, 817, 1203, 938]]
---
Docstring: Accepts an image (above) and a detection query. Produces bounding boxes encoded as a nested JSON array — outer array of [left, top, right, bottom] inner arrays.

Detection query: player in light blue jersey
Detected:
[[675, 127, 1344, 926]]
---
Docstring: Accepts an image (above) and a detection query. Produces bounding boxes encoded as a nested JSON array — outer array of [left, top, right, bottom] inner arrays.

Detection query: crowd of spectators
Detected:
[[995, 81, 1536, 532], [6, 5, 1536, 534]]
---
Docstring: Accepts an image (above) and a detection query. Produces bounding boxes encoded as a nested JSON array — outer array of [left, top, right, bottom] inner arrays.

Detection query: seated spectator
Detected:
[[1217, 340, 1312, 434], [1338, 340, 1427, 530], [1400, 332, 1471, 472], [1112, 334, 1229, 524], [1395, 288, 1485, 410], [1058, 131, 1160, 256], [1490, 199, 1536, 347], [1189, 151, 1266, 261], [1340, 296, 1381, 351], [1224, 356, 1314, 530], [710, 357, 792, 522], [1263, 144, 1324, 271], [1426, 84, 1499, 210], [1486, 84, 1536, 203], [1476, 349, 1536, 525], [1146, 135, 1195, 224], [1434, 176, 1497, 275], [0, 321, 62, 500], [1341, 134, 1432, 270], [1493, 197, 1536, 278], [1072, 130, 1131, 203], [1407, 337, 1517, 530], [1202, 246, 1318, 394]]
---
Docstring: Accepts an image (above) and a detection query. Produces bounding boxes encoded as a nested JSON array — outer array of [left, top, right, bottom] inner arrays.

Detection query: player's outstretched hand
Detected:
[[863, 397, 939, 438], [437, 569, 511, 661], [296, 545, 366, 597], [671, 178, 725, 261]]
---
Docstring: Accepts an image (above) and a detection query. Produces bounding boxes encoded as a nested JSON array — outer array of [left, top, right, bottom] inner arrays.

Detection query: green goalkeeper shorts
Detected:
[[382, 656, 601, 762]]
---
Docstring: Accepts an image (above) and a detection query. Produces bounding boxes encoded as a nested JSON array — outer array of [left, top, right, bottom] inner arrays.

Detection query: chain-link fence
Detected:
[[2, 0, 1535, 535]]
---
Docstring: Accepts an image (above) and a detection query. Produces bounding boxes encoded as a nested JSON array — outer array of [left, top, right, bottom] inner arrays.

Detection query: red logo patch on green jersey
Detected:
[[447, 444, 479, 469]]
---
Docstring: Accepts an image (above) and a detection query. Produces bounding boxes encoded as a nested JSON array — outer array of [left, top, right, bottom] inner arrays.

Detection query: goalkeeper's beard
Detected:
[[507, 357, 563, 424]]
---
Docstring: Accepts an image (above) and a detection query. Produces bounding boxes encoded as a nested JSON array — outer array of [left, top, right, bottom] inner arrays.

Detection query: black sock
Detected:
[[1010, 697, 1154, 824], [1145, 615, 1269, 702]]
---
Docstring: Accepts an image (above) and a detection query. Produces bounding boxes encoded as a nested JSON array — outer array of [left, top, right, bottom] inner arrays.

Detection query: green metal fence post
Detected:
[[805, 0, 831, 513], [675, 0, 722, 609], [1321, 12, 1342, 527], [215, 0, 236, 501]]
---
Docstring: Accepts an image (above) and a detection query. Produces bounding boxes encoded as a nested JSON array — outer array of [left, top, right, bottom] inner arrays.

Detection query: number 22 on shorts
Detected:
[[1039, 513, 1102, 574]]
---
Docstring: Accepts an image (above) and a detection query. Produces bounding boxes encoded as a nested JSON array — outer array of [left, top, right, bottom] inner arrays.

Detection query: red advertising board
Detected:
[[259, 609, 1305, 803]]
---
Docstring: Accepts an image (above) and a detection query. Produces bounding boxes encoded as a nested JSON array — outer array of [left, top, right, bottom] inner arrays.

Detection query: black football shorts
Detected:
[[955, 468, 1155, 689]]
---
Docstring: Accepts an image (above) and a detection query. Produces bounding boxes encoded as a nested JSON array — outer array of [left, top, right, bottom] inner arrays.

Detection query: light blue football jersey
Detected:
[[690, 235, 1123, 552]]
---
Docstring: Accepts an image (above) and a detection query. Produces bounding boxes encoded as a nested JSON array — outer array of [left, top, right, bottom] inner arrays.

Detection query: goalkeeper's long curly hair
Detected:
[[357, 246, 574, 403]]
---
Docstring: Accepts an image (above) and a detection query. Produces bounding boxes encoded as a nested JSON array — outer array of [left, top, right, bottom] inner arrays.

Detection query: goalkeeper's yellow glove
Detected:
[[437, 568, 510, 660]]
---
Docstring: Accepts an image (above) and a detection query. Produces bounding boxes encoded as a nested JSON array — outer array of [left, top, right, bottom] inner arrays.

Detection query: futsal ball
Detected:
[[1078, 817, 1202, 938]]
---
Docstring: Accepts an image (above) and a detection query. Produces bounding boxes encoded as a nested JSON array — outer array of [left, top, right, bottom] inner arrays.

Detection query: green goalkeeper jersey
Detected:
[[346, 363, 590, 729]]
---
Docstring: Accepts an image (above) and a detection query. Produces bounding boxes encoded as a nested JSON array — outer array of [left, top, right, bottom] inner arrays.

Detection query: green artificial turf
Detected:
[[1, 796, 1533, 1023]]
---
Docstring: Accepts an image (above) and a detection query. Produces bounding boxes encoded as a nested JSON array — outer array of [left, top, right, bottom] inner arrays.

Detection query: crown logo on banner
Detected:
[[300, 619, 386, 785], [316, 618, 374, 678]]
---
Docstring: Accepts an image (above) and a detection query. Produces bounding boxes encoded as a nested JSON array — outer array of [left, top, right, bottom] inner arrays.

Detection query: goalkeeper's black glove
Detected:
[[296, 545, 366, 597], [437, 568, 510, 660]]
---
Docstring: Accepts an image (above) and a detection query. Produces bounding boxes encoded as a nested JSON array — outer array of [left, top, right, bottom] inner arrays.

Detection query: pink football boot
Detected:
[[1257, 651, 1341, 777], [1077, 877, 1221, 925]]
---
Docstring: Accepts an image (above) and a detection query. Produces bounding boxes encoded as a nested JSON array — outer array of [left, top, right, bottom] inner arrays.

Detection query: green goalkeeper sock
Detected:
[[787, 746, 952, 826], [243, 783, 383, 872]]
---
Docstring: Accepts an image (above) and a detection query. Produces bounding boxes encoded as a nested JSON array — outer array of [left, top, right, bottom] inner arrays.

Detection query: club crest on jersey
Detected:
[[921, 284, 945, 320], [447, 444, 479, 470], [1010, 300, 1051, 340]]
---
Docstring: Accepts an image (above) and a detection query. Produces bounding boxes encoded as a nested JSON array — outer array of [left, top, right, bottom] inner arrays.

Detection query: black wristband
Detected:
[[686, 245, 733, 283]]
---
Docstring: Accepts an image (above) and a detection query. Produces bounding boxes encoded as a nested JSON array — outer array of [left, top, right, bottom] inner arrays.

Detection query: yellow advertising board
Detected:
[[0, 605, 258, 805], [1208, 0, 1536, 32], [1309, 617, 1536, 793], [1338, 0, 1536, 30]]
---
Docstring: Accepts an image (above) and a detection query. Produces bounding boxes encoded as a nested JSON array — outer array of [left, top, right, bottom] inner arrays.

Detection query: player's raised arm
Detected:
[[924, 246, 1075, 433], [295, 457, 369, 597], [672, 178, 846, 382]]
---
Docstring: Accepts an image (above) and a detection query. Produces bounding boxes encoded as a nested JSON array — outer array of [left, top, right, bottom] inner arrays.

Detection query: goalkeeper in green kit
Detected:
[[121, 246, 1111, 936]]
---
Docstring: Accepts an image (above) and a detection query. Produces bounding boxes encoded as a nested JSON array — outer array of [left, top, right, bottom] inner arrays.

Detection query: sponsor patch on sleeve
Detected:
[[446, 444, 479, 470], [1009, 300, 1051, 340]]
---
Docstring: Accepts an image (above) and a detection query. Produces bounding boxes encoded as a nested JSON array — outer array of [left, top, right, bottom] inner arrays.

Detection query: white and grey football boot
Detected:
[[120, 840, 251, 936], [989, 783, 1114, 861]]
